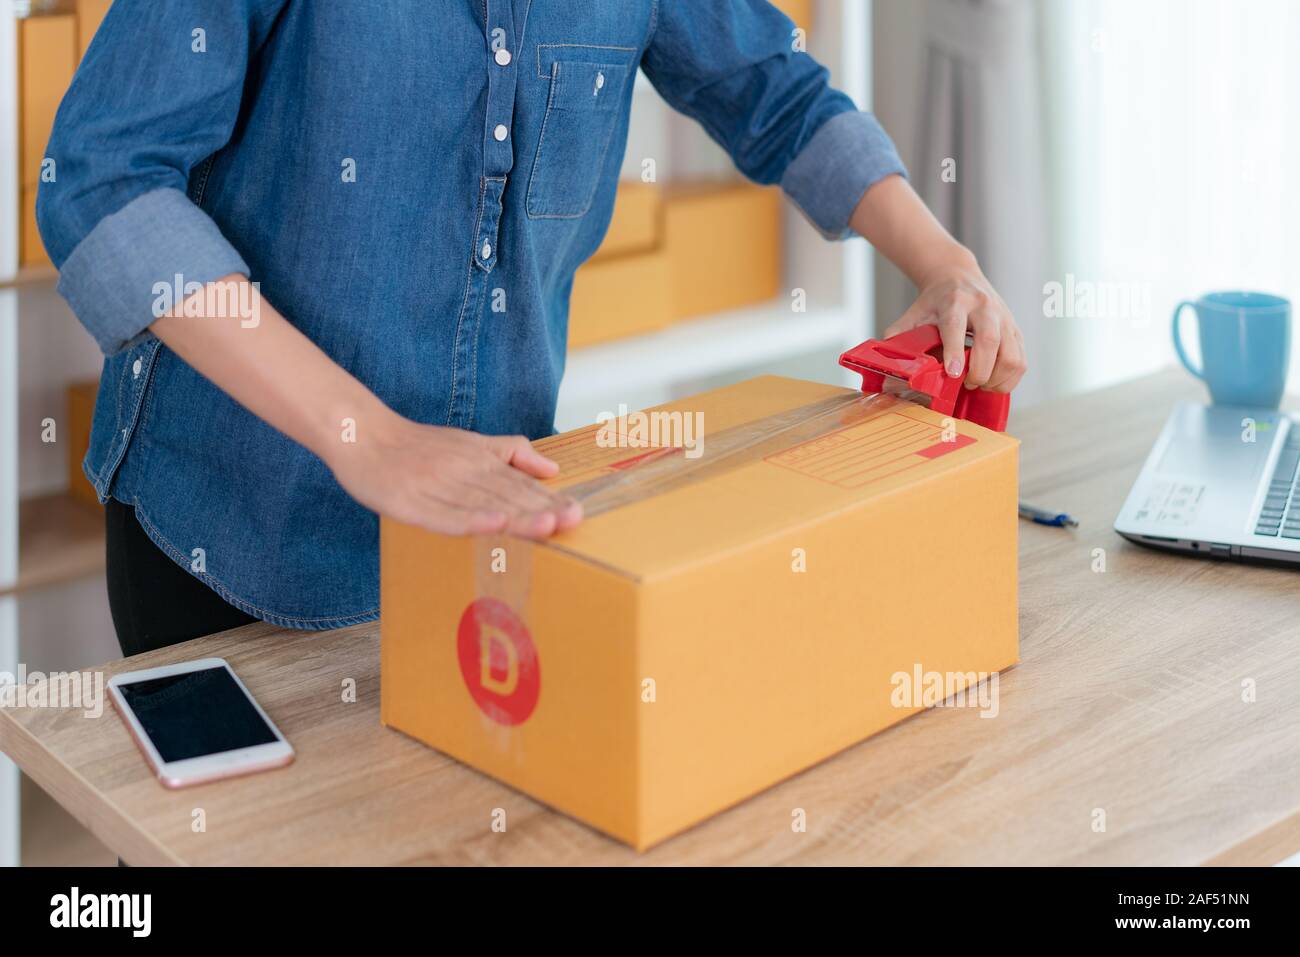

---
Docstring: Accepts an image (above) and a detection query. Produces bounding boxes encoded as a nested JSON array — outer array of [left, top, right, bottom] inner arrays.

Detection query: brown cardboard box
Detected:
[[590, 181, 660, 263], [76, 0, 113, 58], [382, 376, 1020, 849], [568, 247, 672, 349], [77, 0, 114, 59], [19, 13, 78, 190], [20, 186, 50, 268], [663, 182, 782, 321], [771, 0, 814, 30], [66, 380, 99, 509]]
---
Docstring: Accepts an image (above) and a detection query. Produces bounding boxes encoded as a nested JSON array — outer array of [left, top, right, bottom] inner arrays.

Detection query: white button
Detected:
[[493, 124, 508, 142], [132, 358, 142, 377], [481, 241, 492, 260], [495, 48, 512, 66], [595, 71, 605, 92]]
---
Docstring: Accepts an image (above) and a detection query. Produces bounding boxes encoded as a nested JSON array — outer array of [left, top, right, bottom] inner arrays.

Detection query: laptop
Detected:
[[1114, 402, 1300, 565]]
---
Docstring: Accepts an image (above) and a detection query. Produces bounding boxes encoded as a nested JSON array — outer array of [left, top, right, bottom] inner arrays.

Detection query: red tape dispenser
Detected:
[[838, 325, 1010, 432]]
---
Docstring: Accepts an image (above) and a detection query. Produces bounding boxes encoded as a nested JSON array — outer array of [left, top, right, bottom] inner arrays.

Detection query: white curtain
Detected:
[[912, 0, 1052, 404], [891, 0, 1300, 405], [1041, 0, 1300, 397]]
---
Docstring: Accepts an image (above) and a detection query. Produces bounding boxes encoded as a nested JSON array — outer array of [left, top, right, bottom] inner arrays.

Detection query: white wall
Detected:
[[871, 0, 928, 344], [18, 285, 104, 498]]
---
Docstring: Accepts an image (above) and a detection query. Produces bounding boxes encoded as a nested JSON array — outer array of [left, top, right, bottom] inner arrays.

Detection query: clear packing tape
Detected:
[[563, 390, 898, 518], [472, 390, 911, 618]]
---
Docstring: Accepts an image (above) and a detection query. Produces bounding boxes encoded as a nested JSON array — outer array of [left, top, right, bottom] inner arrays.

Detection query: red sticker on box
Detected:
[[457, 598, 540, 726]]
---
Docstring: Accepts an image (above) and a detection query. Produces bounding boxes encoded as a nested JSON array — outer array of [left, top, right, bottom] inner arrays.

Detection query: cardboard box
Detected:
[[567, 247, 672, 349], [77, 0, 114, 59], [771, 0, 814, 30], [590, 181, 660, 263], [19, 13, 79, 190], [382, 376, 1019, 850], [20, 185, 50, 268], [66, 380, 99, 509], [663, 182, 782, 321]]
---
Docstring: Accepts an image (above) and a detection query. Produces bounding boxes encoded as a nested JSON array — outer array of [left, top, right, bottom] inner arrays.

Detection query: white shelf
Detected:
[[559, 301, 855, 404]]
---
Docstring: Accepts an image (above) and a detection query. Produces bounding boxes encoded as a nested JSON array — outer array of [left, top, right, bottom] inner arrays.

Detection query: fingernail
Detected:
[[947, 358, 964, 377]]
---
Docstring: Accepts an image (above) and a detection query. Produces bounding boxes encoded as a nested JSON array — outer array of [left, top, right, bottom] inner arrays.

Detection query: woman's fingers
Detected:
[[488, 458, 576, 514], [934, 304, 974, 379], [963, 306, 1004, 389], [486, 434, 560, 478], [887, 269, 1028, 395], [883, 293, 970, 380], [406, 498, 509, 537], [330, 417, 586, 539], [983, 324, 1028, 393], [478, 433, 582, 529], [419, 484, 559, 540], [472, 456, 581, 532]]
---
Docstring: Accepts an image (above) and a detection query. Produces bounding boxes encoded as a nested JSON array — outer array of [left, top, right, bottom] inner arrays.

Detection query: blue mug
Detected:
[[1172, 291, 1291, 408]]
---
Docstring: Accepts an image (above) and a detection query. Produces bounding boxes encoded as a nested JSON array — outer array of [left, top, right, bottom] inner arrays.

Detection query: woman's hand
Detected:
[[849, 175, 1027, 394], [324, 413, 584, 539], [884, 258, 1027, 393]]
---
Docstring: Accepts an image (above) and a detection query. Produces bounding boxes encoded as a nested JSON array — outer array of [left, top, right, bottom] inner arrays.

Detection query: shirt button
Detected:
[[493, 124, 509, 142], [481, 241, 492, 260], [494, 48, 512, 66], [132, 358, 142, 378]]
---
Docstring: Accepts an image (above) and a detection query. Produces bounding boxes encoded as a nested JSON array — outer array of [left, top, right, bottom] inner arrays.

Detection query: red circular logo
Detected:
[[456, 598, 540, 726]]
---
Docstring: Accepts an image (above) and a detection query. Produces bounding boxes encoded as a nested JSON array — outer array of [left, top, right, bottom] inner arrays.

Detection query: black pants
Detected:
[[105, 498, 258, 657]]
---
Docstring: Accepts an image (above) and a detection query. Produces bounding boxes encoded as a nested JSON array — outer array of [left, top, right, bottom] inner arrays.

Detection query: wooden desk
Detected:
[[3, 369, 1298, 865]]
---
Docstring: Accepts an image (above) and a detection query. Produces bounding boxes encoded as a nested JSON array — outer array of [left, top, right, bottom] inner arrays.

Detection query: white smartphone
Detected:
[[107, 657, 294, 788]]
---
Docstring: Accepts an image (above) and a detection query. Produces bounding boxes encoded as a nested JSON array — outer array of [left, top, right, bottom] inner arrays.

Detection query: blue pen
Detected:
[[1019, 502, 1078, 528]]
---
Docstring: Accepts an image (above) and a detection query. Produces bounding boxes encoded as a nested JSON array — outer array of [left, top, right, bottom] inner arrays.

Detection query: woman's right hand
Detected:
[[324, 412, 583, 539]]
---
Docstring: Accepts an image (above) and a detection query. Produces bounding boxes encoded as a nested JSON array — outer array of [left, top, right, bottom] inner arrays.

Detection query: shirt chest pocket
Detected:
[[526, 48, 636, 219]]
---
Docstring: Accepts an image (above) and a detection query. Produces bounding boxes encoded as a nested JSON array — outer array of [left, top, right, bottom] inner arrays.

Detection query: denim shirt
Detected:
[[38, 0, 906, 629]]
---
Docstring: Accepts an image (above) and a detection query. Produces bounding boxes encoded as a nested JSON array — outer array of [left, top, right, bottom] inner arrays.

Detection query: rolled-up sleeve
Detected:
[[641, 0, 907, 240], [36, 0, 286, 355]]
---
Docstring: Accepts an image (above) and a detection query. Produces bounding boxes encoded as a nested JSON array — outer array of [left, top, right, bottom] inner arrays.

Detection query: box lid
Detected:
[[535, 376, 1018, 580]]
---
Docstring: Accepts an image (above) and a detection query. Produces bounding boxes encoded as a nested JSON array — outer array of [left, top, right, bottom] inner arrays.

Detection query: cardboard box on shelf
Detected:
[[18, 13, 79, 189], [66, 380, 99, 509], [382, 375, 1019, 850], [663, 181, 782, 321], [77, 0, 114, 59], [20, 186, 50, 268], [771, 0, 814, 31], [567, 247, 672, 349], [590, 181, 660, 263]]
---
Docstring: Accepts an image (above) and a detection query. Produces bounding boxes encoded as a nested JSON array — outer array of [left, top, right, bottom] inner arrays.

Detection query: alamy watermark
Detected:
[[0, 666, 104, 719], [50, 887, 151, 937], [151, 274, 261, 327], [890, 664, 1000, 718], [595, 405, 705, 459], [1043, 273, 1151, 326]]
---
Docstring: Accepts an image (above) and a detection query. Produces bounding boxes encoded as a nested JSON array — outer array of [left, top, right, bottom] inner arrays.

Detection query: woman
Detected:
[[38, 0, 1026, 655]]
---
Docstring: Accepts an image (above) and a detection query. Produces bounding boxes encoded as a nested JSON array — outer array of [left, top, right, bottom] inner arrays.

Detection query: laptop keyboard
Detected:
[[1254, 426, 1300, 538]]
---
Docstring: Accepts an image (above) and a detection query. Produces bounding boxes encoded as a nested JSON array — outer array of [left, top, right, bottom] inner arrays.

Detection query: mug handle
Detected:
[[1171, 300, 1204, 380]]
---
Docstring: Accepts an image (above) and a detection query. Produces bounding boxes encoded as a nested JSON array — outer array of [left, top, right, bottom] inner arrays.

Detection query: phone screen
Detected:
[[116, 666, 279, 763]]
